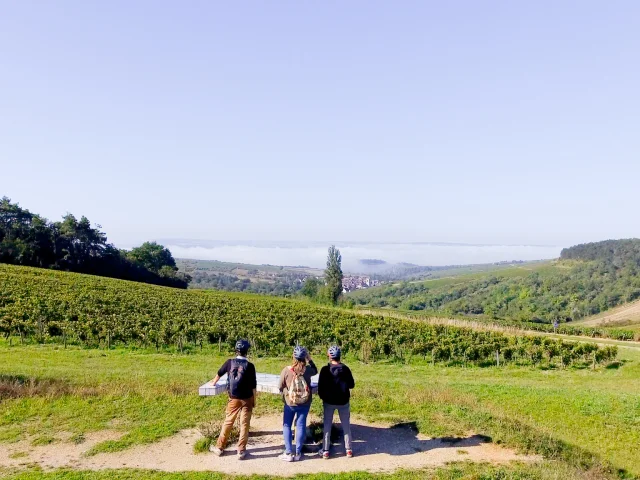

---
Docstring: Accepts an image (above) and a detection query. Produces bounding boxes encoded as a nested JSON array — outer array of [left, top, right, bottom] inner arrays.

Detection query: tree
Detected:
[[324, 245, 343, 304], [127, 242, 177, 274], [0, 197, 190, 288], [301, 277, 321, 298]]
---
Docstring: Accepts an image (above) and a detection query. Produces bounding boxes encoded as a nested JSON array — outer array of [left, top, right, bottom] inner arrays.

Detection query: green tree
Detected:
[[127, 242, 177, 274], [324, 245, 343, 304], [301, 277, 321, 298]]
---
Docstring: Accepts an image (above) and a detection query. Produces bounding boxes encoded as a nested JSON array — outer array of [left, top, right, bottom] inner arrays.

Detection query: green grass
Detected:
[[0, 462, 597, 480], [1, 343, 639, 478]]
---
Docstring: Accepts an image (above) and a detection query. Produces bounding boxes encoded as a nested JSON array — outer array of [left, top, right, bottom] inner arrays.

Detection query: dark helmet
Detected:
[[235, 339, 251, 354], [328, 345, 341, 360], [293, 346, 307, 361]]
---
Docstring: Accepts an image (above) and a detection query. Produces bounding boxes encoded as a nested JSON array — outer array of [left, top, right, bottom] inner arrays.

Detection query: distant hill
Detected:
[[359, 259, 387, 265], [349, 239, 640, 324], [176, 258, 324, 296], [561, 238, 640, 263]]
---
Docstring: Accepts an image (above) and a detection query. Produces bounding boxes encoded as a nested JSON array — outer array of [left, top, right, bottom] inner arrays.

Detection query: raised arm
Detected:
[[307, 357, 318, 376], [212, 359, 230, 385]]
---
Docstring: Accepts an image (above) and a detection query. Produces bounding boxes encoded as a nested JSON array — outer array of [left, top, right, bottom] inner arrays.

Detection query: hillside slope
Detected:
[[0, 263, 616, 366], [576, 299, 640, 328], [347, 239, 640, 325]]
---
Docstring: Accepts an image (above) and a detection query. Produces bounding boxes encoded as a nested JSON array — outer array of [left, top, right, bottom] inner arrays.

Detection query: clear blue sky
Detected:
[[1, 1, 639, 247]]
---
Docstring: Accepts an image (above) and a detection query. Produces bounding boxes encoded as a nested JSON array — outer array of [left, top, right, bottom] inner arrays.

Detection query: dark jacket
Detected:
[[318, 362, 355, 406], [279, 360, 318, 406], [217, 357, 257, 400]]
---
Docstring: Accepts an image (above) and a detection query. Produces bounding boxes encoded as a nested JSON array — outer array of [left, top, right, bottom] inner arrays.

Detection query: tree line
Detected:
[[0, 197, 189, 288]]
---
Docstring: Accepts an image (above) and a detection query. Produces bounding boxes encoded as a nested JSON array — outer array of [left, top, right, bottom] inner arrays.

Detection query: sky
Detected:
[[1, 1, 639, 248]]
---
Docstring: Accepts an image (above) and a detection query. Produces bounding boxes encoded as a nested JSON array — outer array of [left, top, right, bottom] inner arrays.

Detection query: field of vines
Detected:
[[0, 264, 618, 366], [391, 310, 640, 341]]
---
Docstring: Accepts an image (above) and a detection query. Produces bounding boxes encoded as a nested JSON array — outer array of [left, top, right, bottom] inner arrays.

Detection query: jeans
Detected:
[[323, 403, 351, 452], [216, 396, 254, 452], [283, 403, 311, 454]]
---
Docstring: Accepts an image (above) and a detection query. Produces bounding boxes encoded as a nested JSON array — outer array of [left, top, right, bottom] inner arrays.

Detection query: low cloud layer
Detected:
[[167, 242, 563, 272]]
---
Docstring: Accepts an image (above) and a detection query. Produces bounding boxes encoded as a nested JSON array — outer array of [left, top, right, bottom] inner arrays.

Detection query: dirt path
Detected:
[[576, 300, 640, 327], [0, 415, 539, 475]]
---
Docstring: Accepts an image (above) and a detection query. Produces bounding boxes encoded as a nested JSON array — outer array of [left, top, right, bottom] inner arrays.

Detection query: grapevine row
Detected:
[[0, 264, 617, 366]]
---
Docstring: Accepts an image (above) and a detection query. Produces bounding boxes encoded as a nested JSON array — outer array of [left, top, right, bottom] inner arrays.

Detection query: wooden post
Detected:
[[496, 351, 500, 367]]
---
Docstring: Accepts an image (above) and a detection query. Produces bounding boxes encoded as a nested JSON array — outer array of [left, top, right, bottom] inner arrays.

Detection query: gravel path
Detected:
[[0, 415, 539, 475]]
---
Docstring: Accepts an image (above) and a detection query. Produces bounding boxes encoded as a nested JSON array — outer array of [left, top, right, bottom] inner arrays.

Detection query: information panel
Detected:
[[199, 373, 319, 396]]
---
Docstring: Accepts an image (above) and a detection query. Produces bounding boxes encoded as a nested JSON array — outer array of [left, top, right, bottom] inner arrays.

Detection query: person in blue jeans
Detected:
[[278, 346, 318, 462]]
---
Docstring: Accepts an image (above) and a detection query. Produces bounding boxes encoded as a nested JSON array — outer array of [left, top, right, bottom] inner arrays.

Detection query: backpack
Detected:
[[287, 367, 310, 405], [227, 359, 248, 397]]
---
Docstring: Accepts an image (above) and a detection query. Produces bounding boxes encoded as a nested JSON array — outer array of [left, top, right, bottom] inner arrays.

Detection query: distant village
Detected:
[[341, 275, 380, 293]]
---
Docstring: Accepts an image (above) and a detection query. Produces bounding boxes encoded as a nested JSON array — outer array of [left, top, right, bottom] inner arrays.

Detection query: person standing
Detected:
[[278, 346, 318, 462], [209, 339, 257, 460], [318, 345, 355, 459]]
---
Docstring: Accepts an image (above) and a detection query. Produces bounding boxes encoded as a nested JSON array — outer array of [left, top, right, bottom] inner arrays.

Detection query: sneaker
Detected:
[[279, 452, 294, 462], [294, 452, 302, 461], [237, 450, 247, 460], [346, 449, 353, 458], [322, 450, 330, 460], [210, 446, 223, 456]]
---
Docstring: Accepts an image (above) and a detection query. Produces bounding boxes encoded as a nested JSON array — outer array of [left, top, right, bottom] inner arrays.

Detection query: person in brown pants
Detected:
[[209, 339, 257, 459]]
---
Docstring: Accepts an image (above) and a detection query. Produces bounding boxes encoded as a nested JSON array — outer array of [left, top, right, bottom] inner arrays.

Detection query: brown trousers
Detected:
[[216, 396, 254, 452]]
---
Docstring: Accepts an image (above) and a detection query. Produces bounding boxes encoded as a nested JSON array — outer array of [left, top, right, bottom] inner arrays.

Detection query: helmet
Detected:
[[328, 345, 341, 360], [293, 346, 307, 361], [235, 339, 250, 354]]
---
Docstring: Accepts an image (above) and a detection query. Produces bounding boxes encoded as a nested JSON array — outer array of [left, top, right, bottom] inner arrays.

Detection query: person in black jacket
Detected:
[[209, 339, 257, 460], [317, 345, 355, 459]]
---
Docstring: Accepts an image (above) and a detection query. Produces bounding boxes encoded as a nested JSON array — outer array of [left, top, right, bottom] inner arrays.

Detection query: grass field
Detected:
[[575, 300, 640, 330], [1, 341, 639, 479], [0, 463, 605, 480]]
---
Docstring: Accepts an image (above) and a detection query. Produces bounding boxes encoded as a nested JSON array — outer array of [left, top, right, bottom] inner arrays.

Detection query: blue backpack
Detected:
[[227, 359, 248, 397]]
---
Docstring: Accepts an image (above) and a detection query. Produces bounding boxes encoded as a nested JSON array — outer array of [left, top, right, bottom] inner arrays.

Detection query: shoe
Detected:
[[279, 452, 294, 462], [322, 450, 330, 460], [210, 446, 223, 456], [237, 450, 247, 460], [346, 449, 353, 458], [294, 452, 302, 461]]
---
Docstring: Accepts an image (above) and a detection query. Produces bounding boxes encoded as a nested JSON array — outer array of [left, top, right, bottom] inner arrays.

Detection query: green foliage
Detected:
[[301, 277, 321, 298], [560, 239, 640, 262], [350, 240, 640, 329], [0, 197, 189, 289], [324, 245, 343, 305], [0, 264, 617, 367], [127, 242, 177, 274]]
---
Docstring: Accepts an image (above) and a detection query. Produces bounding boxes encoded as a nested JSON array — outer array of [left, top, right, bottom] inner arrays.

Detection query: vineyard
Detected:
[[0, 264, 617, 366], [388, 309, 640, 341]]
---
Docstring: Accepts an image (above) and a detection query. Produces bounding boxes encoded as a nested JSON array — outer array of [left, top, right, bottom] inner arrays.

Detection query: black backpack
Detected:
[[227, 359, 248, 397]]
